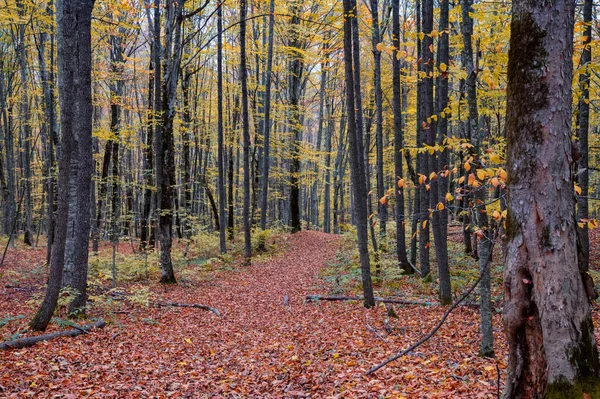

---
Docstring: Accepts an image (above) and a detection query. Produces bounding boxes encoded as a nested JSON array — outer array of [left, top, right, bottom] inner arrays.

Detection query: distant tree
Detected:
[[502, 0, 600, 396]]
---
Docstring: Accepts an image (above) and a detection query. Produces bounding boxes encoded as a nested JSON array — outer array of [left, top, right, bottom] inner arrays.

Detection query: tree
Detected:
[[576, 0, 592, 272], [240, 0, 252, 261], [31, 0, 95, 330], [431, 0, 451, 306], [259, 0, 275, 233], [343, 0, 375, 308], [217, 0, 227, 254], [502, 0, 600, 396], [392, 0, 411, 274]]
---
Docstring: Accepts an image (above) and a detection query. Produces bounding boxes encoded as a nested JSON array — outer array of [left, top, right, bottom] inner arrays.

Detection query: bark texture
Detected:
[[502, 1, 600, 397]]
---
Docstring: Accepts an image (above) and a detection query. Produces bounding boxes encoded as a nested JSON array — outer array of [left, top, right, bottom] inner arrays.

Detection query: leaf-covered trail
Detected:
[[3, 231, 508, 398]]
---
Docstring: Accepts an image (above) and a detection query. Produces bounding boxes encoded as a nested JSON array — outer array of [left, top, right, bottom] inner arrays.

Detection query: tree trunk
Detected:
[[392, 0, 411, 274], [31, 0, 95, 331], [432, 0, 451, 305], [343, 0, 375, 308], [240, 0, 252, 260], [217, 3, 227, 253], [370, 0, 387, 250], [461, 0, 493, 357], [576, 0, 592, 272], [502, 1, 600, 396]]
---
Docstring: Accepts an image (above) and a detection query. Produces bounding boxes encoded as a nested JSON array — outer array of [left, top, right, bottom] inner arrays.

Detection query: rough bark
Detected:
[[502, 1, 600, 396], [31, 0, 95, 331]]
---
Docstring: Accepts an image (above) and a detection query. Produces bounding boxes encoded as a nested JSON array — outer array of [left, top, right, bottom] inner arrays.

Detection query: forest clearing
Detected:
[[2, 0, 600, 397]]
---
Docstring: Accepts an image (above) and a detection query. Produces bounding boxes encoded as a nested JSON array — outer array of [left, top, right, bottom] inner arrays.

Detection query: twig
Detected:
[[365, 314, 388, 343], [365, 240, 496, 375]]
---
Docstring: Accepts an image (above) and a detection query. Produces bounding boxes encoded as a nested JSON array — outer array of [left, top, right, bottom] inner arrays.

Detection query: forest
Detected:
[[1, 0, 600, 397]]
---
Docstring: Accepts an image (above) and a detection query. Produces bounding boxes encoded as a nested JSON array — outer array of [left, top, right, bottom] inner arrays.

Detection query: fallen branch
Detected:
[[306, 295, 438, 307], [152, 301, 221, 317], [365, 239, 496, 375], [0, 319, 106, 350]]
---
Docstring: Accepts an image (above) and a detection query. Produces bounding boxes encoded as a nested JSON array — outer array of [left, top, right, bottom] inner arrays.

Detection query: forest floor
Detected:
[[2, 230, 600, 398]]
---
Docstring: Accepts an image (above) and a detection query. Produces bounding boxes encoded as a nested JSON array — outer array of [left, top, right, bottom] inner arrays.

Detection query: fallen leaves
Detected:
[[2, 231, 599, 398]]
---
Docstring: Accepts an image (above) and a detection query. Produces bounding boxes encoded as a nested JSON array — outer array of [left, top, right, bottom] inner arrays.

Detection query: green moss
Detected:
[[547, 315, 600, 397], [545, 376, 600, 399]]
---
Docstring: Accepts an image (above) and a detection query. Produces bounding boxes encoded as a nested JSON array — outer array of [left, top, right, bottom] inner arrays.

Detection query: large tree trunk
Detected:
[[156, 0, 181, 284], [31, 0, 95, 331], [502, 0, 600, 396]]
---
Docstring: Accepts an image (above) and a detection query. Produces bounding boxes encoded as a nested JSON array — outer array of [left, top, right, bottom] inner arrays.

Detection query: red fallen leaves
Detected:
[[1, 231, 600, 398]]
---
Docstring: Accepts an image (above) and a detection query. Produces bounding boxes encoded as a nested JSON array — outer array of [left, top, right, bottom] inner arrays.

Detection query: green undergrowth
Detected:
[[318, 222, 506, 305]]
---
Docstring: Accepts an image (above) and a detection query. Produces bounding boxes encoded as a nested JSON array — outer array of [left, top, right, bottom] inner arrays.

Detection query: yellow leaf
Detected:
[[439, 63, 447, 72], [491, 177, 500, 187], [376, 42, 383, 52], [575, 185, 582, 195], [458, 176, 465, 184], [468, 173, 476, 186], [476, 169, 486, 181], [588, 219, 599, 229], [379, 196, 387, 205], [484, 365, 494, 372], [422, 220, 428, 229], [184, 338, 193, 344], [291, 355, 299, 361], [436, 202, 445, 211], [498, 168, 507, 181], [397, 179, 405, 189], [464, 161, 471, 171], [445, 193, 454, 202], [429, 172, 437, 181], [418, 174, 427, 185]]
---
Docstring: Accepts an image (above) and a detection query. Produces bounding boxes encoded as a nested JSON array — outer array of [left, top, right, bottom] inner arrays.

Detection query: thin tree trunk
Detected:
[[343, 0, 375, 308], [576, 0, 592, 272], [392, 0, 411, 274], [431, 0, 451, 305], [240, 0, 252, 260]]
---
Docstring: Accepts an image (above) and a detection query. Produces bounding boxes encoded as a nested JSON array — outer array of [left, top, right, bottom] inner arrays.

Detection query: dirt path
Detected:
[[2, 231, 504, 398]]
